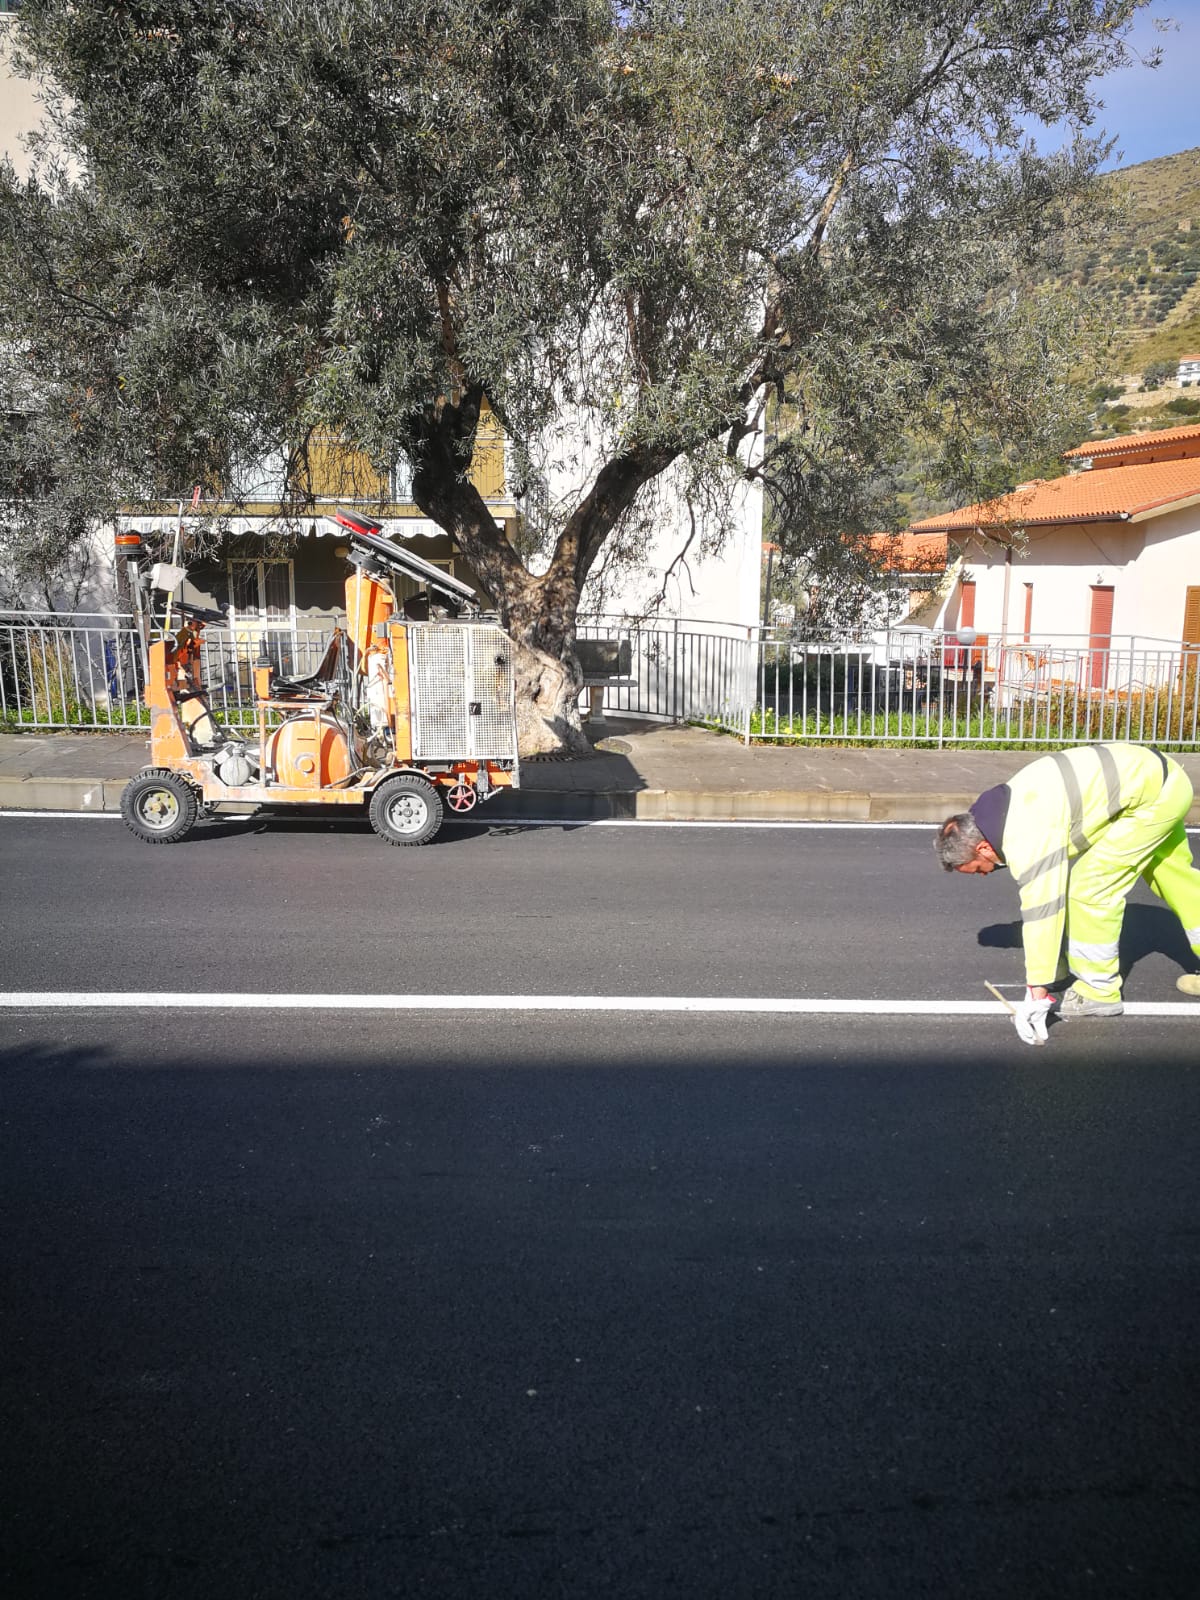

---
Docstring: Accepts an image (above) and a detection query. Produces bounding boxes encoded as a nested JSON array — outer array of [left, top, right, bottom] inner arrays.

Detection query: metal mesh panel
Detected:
[[408, 623, 518, 761]]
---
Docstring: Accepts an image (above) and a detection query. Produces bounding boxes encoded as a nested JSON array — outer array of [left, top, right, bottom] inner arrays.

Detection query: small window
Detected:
[[228, 558, 295, 627], [391, 459, 414, 501]]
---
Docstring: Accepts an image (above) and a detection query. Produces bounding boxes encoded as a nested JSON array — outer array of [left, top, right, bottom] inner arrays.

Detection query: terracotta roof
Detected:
[[869, 530, 948, 571], [1062, 421, 1200, 460], [908, 456, 1200, 533]]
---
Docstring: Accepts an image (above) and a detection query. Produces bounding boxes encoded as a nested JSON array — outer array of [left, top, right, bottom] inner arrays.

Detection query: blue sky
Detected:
[[1073, 2, 1200, 169]]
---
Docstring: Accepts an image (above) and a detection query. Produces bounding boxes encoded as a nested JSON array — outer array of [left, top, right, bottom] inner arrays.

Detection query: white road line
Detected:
[[1, 812, 127, 822], [0, 810, 933, 829], [470, 819, 941, 830], [1, 991, 1196, 1017], [6, 811, 1196, 835]]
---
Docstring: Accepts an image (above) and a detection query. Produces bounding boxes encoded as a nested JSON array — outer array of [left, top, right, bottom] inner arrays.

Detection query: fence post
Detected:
[[744, 627, 754, 746], [672, 616, 681, 724]]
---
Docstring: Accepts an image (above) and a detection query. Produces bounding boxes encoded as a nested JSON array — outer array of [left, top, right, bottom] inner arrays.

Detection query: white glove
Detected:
[[1012, 990, 1053, 1047]]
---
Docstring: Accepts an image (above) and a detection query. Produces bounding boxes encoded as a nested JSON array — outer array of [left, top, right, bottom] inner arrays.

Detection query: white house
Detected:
[[0, 14, 41, 184], [908, 422, 1200, 661], [1178, 354, 1200, 387]]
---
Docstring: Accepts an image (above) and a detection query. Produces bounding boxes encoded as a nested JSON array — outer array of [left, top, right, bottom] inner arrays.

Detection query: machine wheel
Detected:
[[121, 770, 200, 844], [369, 774, 443, 846]]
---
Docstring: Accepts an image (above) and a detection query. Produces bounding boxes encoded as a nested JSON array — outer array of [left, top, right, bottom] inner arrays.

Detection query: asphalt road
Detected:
[[2, 815, 1199, 1599]]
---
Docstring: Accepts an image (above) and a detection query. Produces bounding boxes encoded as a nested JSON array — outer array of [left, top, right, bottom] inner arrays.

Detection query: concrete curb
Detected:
[[0, 778, 126, 812], [3, 777, 1198, 827], [0, 775, 978, 824]]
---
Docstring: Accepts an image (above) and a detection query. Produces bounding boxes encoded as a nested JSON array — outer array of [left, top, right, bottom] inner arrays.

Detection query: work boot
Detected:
[[1176, 973, 1200, 997], [1059, 987, 1125, 1020]]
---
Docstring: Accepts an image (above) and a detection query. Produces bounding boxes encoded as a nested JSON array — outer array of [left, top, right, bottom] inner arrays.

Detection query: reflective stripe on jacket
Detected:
[[999, 743, 1170, 987]]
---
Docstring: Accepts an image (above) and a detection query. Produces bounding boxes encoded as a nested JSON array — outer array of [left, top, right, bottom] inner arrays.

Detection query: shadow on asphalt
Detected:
[[2, 1027, 1199, 1599], [976, 902, 1196, 983], [165, 744, 648, 845], [183, 810, 604, 844]]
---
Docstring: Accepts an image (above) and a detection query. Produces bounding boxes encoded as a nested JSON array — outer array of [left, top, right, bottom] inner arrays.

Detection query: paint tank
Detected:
[[268, 715, 352, 789]]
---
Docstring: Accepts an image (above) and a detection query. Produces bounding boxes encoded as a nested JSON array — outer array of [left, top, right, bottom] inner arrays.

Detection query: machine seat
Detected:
[[261, 632, 345, 702]]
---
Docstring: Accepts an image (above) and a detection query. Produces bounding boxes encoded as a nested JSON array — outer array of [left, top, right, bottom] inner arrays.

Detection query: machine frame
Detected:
[[119, 510, 520, 846]]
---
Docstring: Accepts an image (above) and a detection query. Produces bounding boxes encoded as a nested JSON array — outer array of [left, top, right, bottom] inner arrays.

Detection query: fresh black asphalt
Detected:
[[2, 809, 1198, 1001], [2, 817, 1198, 1598]]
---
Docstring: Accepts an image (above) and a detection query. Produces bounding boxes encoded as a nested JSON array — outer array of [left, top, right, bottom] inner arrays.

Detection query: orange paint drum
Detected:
[[268, 715, 352, 789]]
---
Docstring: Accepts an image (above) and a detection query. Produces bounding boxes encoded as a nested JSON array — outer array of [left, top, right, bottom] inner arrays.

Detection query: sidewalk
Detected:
[[2, 721, 1199, 824]]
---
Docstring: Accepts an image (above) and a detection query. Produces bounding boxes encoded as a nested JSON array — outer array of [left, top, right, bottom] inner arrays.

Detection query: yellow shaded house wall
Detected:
[[469, 409, 507, 501], [302, 431, 391, 502], [303, 407, 507, 504]]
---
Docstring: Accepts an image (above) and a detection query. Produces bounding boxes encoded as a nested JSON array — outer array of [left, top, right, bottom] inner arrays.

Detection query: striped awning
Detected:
[[127, 514, 499, 540]]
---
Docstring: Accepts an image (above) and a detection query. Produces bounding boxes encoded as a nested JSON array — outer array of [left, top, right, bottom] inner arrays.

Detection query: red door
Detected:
[[1183, 587, 1200, 696], [1088, 585, 1114, 691]]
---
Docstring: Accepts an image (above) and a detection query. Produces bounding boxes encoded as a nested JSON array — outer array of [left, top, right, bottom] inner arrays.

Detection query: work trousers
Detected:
[[1067, 763, 1200, 1000]]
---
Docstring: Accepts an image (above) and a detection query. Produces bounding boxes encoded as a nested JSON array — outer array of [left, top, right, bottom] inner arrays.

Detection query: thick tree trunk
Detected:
[[411, 399, 677, 756], [411, 429, 590, 756], [501, 567, 590, 759]]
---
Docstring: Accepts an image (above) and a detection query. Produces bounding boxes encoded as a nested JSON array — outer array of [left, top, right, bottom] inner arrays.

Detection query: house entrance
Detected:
[[1184, 587, 1200, 698]]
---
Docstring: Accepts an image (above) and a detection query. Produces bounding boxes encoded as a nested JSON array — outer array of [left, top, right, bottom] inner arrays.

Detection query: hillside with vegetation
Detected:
[[1078, 146, 1200, 375], [895, 147, 1200, 524], [1063, 146, 1200, 447]]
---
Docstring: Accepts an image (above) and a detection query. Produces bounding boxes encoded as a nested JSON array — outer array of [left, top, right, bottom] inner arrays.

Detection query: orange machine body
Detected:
[[346, 569, 394, 657], [137, 521, 519, 842]]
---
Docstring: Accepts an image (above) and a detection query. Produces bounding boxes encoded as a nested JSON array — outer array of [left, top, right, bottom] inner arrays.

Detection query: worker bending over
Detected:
[[936, 742, 1200, 1045]]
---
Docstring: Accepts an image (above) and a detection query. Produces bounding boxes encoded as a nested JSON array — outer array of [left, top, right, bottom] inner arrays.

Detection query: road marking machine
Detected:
[[119, 510, 519, 845]]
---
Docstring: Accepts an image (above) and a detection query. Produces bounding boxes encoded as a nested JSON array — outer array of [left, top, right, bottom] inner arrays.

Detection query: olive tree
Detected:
[[0, 0, 1147, 747]]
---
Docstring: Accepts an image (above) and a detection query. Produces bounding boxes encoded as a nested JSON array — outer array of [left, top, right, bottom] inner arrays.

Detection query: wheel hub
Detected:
[[387, 794, 429, 833], [140, 788, 180, 828]]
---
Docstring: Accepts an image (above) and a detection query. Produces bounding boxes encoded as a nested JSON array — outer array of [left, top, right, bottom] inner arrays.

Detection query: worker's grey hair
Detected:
[[934, 812, 986, 870]]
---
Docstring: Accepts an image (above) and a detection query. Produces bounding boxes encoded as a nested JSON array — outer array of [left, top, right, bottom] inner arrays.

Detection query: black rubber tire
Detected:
[[369, 774, 443, 846], [121, 769, 200, 844]]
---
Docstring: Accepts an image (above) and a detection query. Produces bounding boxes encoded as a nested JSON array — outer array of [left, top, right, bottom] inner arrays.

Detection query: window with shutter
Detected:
[[1184, 587, 1200, 648]]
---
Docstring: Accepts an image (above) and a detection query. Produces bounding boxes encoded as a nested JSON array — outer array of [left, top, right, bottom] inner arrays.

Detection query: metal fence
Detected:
[[0, 611, 146, 730], [577, 615, 752, 726], [745, 629, 1200, 747], [4, 610, 1199, 748], [577, 617, 1200, 748], [0, 613, 334, 731]]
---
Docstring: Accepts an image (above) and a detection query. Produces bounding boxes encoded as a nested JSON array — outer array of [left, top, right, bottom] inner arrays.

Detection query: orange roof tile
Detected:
[[868, 531, 948, 571], [1062, 421, 1200, 460], [908, 456, 1200, 533]]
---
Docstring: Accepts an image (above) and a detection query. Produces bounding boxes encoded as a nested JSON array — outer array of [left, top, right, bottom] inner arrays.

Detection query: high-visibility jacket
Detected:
[[969, 743, 1173, 987]]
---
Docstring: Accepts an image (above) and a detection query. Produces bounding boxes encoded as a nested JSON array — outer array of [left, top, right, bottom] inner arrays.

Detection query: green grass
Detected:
[[0, 704, 150, 731], [703, 690, 1200, 751]]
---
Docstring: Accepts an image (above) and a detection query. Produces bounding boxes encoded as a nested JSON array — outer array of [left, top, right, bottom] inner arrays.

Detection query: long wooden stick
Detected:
[[984, 981, 1018, 1016]]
